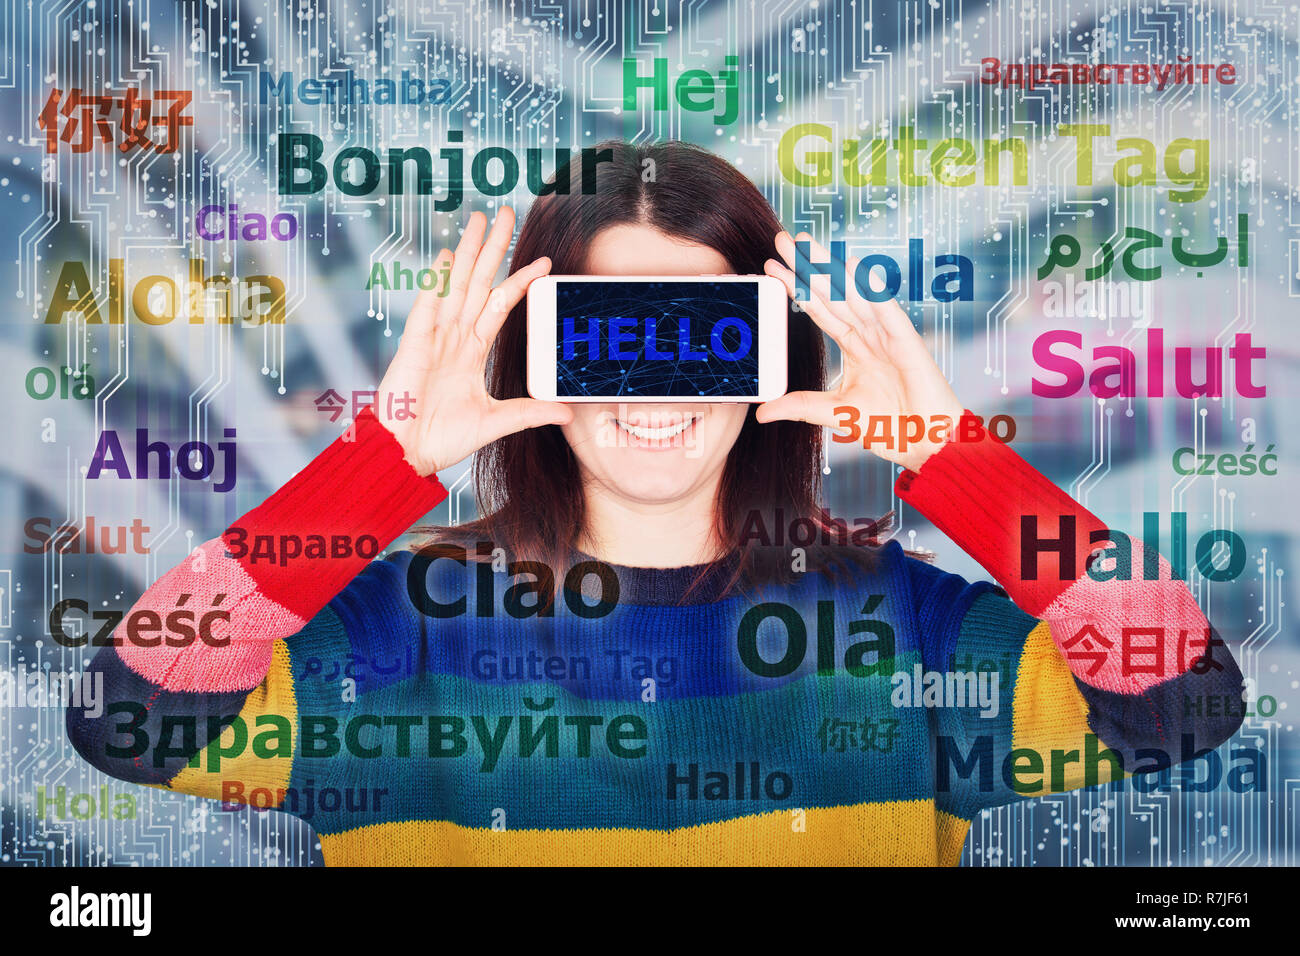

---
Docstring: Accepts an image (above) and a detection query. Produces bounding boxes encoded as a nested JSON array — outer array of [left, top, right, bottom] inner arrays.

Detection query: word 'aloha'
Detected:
[[738, 509, 888, 548], [43, 259, 285, 325]]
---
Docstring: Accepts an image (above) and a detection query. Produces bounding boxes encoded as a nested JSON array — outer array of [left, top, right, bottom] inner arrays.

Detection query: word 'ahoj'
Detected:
[[42, 259, 285, 325]]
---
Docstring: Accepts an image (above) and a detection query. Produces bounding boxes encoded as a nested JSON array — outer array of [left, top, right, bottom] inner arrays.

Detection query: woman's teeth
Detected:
[[615, 417, 697, 440]]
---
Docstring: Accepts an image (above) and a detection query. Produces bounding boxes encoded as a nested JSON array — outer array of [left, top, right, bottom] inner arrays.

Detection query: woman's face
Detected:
[[558, 224, 750, 507]]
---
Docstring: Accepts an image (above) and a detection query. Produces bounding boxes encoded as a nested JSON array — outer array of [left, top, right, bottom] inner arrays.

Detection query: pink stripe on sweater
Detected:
[[1041, 539, 1210, 694], [115, 538, 306, 693]]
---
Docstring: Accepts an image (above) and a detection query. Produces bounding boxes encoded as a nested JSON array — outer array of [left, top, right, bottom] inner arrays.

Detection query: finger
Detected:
[[483, 397, 574, 444], [764, 259, 870, 362], [461, 206, 517, 322], [780, 230, 917, 343], [754, 390, 839, 428], [846, 258, 918, 342], [473, 256, 551, 346], [436, 211, 489, 324], [778, 231, 877, 344], [395, 248, 455, 353], [870, 292, 922, 342]]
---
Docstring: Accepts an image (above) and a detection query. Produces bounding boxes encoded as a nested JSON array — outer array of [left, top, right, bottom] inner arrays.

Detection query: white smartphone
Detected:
[[526, 275, 789, 403]]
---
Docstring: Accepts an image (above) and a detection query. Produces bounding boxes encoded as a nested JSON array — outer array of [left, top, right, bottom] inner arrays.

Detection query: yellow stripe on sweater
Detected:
[[318, 800, 951, 866], [1011, 621, 1124, 792], [169, 640, 298, 805]]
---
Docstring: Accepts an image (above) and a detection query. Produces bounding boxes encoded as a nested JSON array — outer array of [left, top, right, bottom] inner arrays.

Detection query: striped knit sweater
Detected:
[[66, 409, 1244, 865]]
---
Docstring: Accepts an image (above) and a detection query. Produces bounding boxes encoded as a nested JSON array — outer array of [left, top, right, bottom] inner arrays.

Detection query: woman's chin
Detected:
[[597, 460, 707, 504]]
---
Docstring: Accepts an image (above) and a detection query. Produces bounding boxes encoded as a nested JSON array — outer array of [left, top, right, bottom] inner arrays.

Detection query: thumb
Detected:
[[486, 397, 574, 441], [755, 391, 835, 427]]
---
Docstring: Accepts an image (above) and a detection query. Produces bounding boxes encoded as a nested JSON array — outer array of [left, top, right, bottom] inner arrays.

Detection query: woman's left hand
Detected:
[[757, 230, 967, 473]]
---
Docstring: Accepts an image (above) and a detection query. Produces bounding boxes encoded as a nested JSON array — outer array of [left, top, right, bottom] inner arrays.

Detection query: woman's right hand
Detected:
[[375, 207, 573, 476]]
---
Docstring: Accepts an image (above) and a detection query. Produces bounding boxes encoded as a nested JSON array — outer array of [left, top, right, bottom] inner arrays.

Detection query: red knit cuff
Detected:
[[223, 408, 447, 619], [894, 412, 1110, 616]]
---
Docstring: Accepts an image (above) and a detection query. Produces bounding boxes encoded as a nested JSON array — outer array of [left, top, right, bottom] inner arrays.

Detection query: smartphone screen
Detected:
[[555, 280, 760, 398]]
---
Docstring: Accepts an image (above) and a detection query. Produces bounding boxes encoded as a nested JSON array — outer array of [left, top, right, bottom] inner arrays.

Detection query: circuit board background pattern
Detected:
[[0, 0, 1294, 866]]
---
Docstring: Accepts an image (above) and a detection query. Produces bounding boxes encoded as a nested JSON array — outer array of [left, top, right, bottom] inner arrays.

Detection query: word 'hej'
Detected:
[[1038, 216, 1248, 283], [88, 429, 237, 492], [779, 124, 1211, 201], [622, 56, 739, 126], [1031, 330, 1265, 399], [561, 316, 753, 362], [42, 259, 284, 325]]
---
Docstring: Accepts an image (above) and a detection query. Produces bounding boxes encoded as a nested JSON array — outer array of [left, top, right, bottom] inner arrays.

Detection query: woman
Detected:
[[68, 141, 1243, 865]]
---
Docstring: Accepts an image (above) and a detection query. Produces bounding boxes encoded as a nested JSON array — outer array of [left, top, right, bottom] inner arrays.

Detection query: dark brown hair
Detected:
[[421, 140, 892, 595]]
